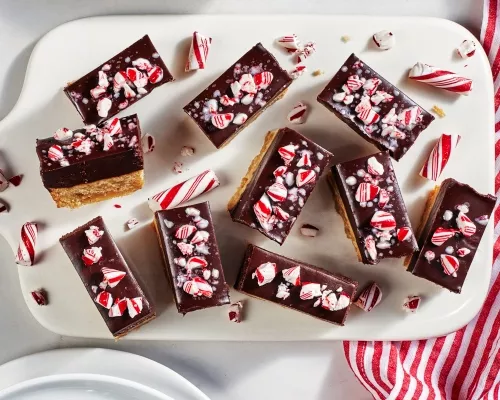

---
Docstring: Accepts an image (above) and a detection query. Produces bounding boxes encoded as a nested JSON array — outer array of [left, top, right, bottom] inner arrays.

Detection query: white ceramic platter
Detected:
[[0, 16, 494, 340], [0, 348, 209, 400]]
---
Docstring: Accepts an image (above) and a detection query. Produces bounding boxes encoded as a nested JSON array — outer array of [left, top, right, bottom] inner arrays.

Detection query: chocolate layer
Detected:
[[64, 35, 173, 125], [331, 151, 419, 264], [317, 53, 434, 160], [36, 115, 143, 189], [183, 43, 293, 148], [229, 127, 333, 245], [235, 244, 358, 326], [60, 216, 155, 338], [408, 179, 496, 293], [154, 201, 230, 314]]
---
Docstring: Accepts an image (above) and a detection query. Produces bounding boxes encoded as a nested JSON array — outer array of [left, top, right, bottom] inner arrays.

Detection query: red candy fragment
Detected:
[[278, 145, 296, 165], [287, 102, 308, 124], [228, 301, 243, 323], [273, 166, 287, 178], [31, 289, 48, 306], [8, 175, 22, 186], [102, 267, 126, 288], [175, 224, 197, 239], [253, 193, 274, 231], [403, 296, 421, 313], [177, 242, 194, 256], [109, 298, 128, 317], [254, 71, 274, 90], [457, 248, 471, 257], [431, 227, 456, 246], [296, 169, 316, 187], [95, 291, 113, 309], [355, 183, 380, 203], [252, 262, 277, 286], [183, 277, 213, 298], [186, 256, 208, 270], [48, 145, 64, 161], [15, 222, 38, 266], [141, 134, 155, 154], [267, 182, 287, 202], [397, 227, 412, 242], [300, 282, 322, 300], [370, 211, 396, 231], [211, 113, 234, 129], [456, 212, 476, 237], [440, 254, 459, 277], [147, 65, 164, 84], [273, 206, 290, 221], [127, 297, 144, 318], [190, 230, 209, 244], [367, 156, 384, 176], [378, 189, 390, 208], [355, 282, 382, 312], [82, 247, 103, 266], [282, 266, 301, 286]]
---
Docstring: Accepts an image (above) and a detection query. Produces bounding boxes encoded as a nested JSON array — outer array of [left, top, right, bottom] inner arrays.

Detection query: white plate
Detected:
[[0, 15, 494, 340], [0, 348, 209, 400]]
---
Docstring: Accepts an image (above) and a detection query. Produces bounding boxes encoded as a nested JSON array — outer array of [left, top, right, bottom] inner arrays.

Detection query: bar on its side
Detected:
[[330, 151, 419, 265], [64, 35, 173, 126], [317, 53, 434, 161], [235, 244, 358, 326], [228, 127, 333, 245], [183, 43, 293, 149], [154, 201, 230, 314], [407, 178, 496, 293], [59, 216, 155, 338], [36, 115, 143, 208]]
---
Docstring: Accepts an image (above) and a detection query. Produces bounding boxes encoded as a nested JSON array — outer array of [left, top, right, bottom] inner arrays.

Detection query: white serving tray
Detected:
[[0, 15, 493, 340]]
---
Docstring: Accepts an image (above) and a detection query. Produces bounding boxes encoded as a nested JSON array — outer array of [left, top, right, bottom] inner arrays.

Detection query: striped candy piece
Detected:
[[287, 102, 308, 124], [252, 262, 277, 286], [127, 297, 144, 318], [185, 31, 212, 71], [456, 212, 477, 237], [282, 266, 301, 286], [300, 282, 322, 300], [420, 134, 461, 181], [431, 227, 457, 246], [355, 182, 380, 203], [276, 34, 301, 52], [148, 170, 220, 211], [101, 267, 126, 288], [15, 222, 38, 266], [175, 224, 197, 240], [355, 282, 382, 312], [440, 254, 459, 277], [370, 211, 396, 231], [278, 145, 296, 165], [343, 75, 364, 93], [409, 62, 473, 95]]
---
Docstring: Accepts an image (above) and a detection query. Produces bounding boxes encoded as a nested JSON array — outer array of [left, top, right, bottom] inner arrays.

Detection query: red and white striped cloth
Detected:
[[344, 3, 500, 398]]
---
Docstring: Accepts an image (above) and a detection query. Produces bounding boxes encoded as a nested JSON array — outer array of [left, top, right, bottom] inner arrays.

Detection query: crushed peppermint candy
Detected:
[[126, 218, 139, 230], [228, 301, 243, 323], [180, 146, 195, 157], [31, 289, 48, 306], [287, 102, 308, 124]]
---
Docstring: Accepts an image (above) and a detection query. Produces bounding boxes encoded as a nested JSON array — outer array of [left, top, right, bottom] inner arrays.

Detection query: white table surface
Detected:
[[0, 1, 483, 399]]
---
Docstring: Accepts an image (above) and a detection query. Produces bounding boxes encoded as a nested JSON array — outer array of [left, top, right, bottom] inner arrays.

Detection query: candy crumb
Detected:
[[173, 161, 183, 174], [431, 105, 446, 118], [114, 204, 122, 209], [31, 289, 48, 306], [180, 146, 195, 157], [340, 35, 351, 43], [126, 218, 139, 230], [300, 224, 319, 237], [312, 69, 324, 76], [228, 301, 243, 323]]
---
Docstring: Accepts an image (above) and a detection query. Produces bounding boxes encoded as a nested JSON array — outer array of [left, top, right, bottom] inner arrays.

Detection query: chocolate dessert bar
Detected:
[[330, 151, 418, 265], [317, 53, 434, 160], [407, 179, 496, 293], [153, 201, 230, 314], [64, 35, 173, 126], [235, 244, 358, 326], [183, 43, 293, 148], [60, 216, 155, 338], [36, 115, 143, 208], [228, 127, 333, 245]]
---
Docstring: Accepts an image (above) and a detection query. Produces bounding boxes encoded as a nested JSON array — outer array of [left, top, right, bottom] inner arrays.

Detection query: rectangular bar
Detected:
[[228, 127, 333, 245], [235, 244, 358, 326], [330, 151, 419, 264], [64, 35, 173, 126], [317, 53, 434, 160], [183, 43, 293, 148], [407, 178, 496, 293], [153, 201, 230, 314], [59, 216, 155, 338], [36, 115, 144, 209]]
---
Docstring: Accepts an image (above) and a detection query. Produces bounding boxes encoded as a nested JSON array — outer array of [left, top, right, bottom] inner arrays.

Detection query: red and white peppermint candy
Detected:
[[278, 145, 296, 165], [211, 113, 234, 129], [276, 34, 301, 52], [132, 58, 153, 72], [252, 262, 277, 286], [355, 182, 380, 203], [397, 106, 423, 130], [109, 298, 128, 317], [186, 256, 208, 270], [183, 277, 211, 297], [300, 282, 322, 300], [367, 156, 384, 176], [296, 41, 316, 63], [253, 193, 274, 231], [370, 211, 396, 231], [431, 227, 457, 246], [456, 212, 476, 237], [15, 222, 38, 266], [82, 247, 103, 266], [456, 248, 471, 258], [122, 83, 136, 99], [424, 251, 435, 262], [273, 206, 290, 221], [48, 145, 64, 161], [441, 254, 459, 277], [382, 108, 397, 126], [177, 242, 194, 256], [282, 266, 301, 286], [363, 78, 382, 96], [409, 62, 473, 95], [190, 230, 209, 244], [233, 113, 248, 125], [141, 133, 155, 154], [397, 227, 412, 242], [228, 301, 243, 323], [185, 31, 212, 71], [355, 282, 382, 312], [219, 95, 235, 107], [476, 215, 490, 226], [102, 267, 126, 288], [254, 71, 273, 90], [147, 65, 164, 84], [289, 65, 307, 79], [343, 75, 364, 93], [457, 40, 476, 58], [205, 99, 219, 115], [371, 90, 394, 105], [126, 67, 148, 88], [85, 225, 104, 245], [420, 134, 461, 181], [403, 296, 421, 313], [296, 169, 316, 187], [53, 127, 73, 141], [113, 71, 127, 91], [297, 152, 312, 168], [31, 289, 48, 306], [358, 108, 380, 125], [372, 30, 395, 50], [273, 166, 287, 178], [332, 91, 354, 104], [287, 102, 307, 124], [148, 170, 220, 211], [103, 133, 114, 151], [333, 292, 351, 311], [355, 95, 372, 114], [364, 235, 378, 261], [127, 297, 144, 318], [95, 291, 113, 309], [241, 93, 255, 105], [73, 138, 93, 155], [267, 182, 287, 202], [175, 224, 197, 240], [239, 73, 257, 94], [104, 117, 122, 136], [321, 291, 338, 311], [97, 97, 112, 118], [126, 218, 139, 230]]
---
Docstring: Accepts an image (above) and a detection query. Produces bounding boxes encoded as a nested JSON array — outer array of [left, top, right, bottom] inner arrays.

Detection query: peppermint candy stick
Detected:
[[148, 170, 220, 211], [185, 31, 212, 71], [409, 62, 473, 95], [15, 222, 38, 266], [420, 134, 461, 181]]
